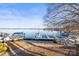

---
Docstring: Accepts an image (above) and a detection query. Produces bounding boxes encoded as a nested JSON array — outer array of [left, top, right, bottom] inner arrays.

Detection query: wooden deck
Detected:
[[0, 42, 70, 56]]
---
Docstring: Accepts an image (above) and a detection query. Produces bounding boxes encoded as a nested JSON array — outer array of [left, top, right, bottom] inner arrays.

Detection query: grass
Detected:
[[0, 43, 10, 53]]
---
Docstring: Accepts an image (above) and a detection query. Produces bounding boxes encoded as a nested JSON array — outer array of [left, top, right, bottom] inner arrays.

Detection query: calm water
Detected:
[[12, 31, 59, 44], [23, 31, 56, 44], [22, 40, 54, 44], [25, 31, 60, 38]]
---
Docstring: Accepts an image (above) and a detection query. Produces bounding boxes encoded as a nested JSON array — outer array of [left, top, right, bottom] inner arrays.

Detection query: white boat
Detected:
[[4, 37, 12, 42], [0, 37, 3, 42]]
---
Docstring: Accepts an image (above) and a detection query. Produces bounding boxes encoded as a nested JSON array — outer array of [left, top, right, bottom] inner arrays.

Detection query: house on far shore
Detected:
[[11, 32, 25, 40], [0, 32, 10, 38]]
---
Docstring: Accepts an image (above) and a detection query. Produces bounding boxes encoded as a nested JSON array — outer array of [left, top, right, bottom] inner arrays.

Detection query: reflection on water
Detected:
[[25, 31, 60, 38], [22, 40, 53, 44]]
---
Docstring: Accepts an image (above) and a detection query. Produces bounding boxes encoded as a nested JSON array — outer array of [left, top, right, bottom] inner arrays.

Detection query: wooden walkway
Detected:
[[0, 42, 70, 56]]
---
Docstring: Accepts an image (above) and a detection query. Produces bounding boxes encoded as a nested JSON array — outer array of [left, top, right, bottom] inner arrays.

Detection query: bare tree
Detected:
[[44, 3, 79, 34], [44, 3, 79, 55]]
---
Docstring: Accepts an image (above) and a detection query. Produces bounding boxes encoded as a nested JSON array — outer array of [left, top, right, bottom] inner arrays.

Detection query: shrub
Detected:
[[53, 40, 58, 43]]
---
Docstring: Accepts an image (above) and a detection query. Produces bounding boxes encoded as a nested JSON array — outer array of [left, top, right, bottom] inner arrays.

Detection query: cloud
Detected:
[[0, 10, 43, 28], [0, 4, 46, 28]]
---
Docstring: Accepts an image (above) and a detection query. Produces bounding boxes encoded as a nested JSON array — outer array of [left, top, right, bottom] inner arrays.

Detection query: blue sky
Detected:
[[0, 3, 47, 28]]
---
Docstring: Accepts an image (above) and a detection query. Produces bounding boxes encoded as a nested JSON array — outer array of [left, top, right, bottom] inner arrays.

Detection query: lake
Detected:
[[24, 31, 60, 38], [22, 40, 54, 44]]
